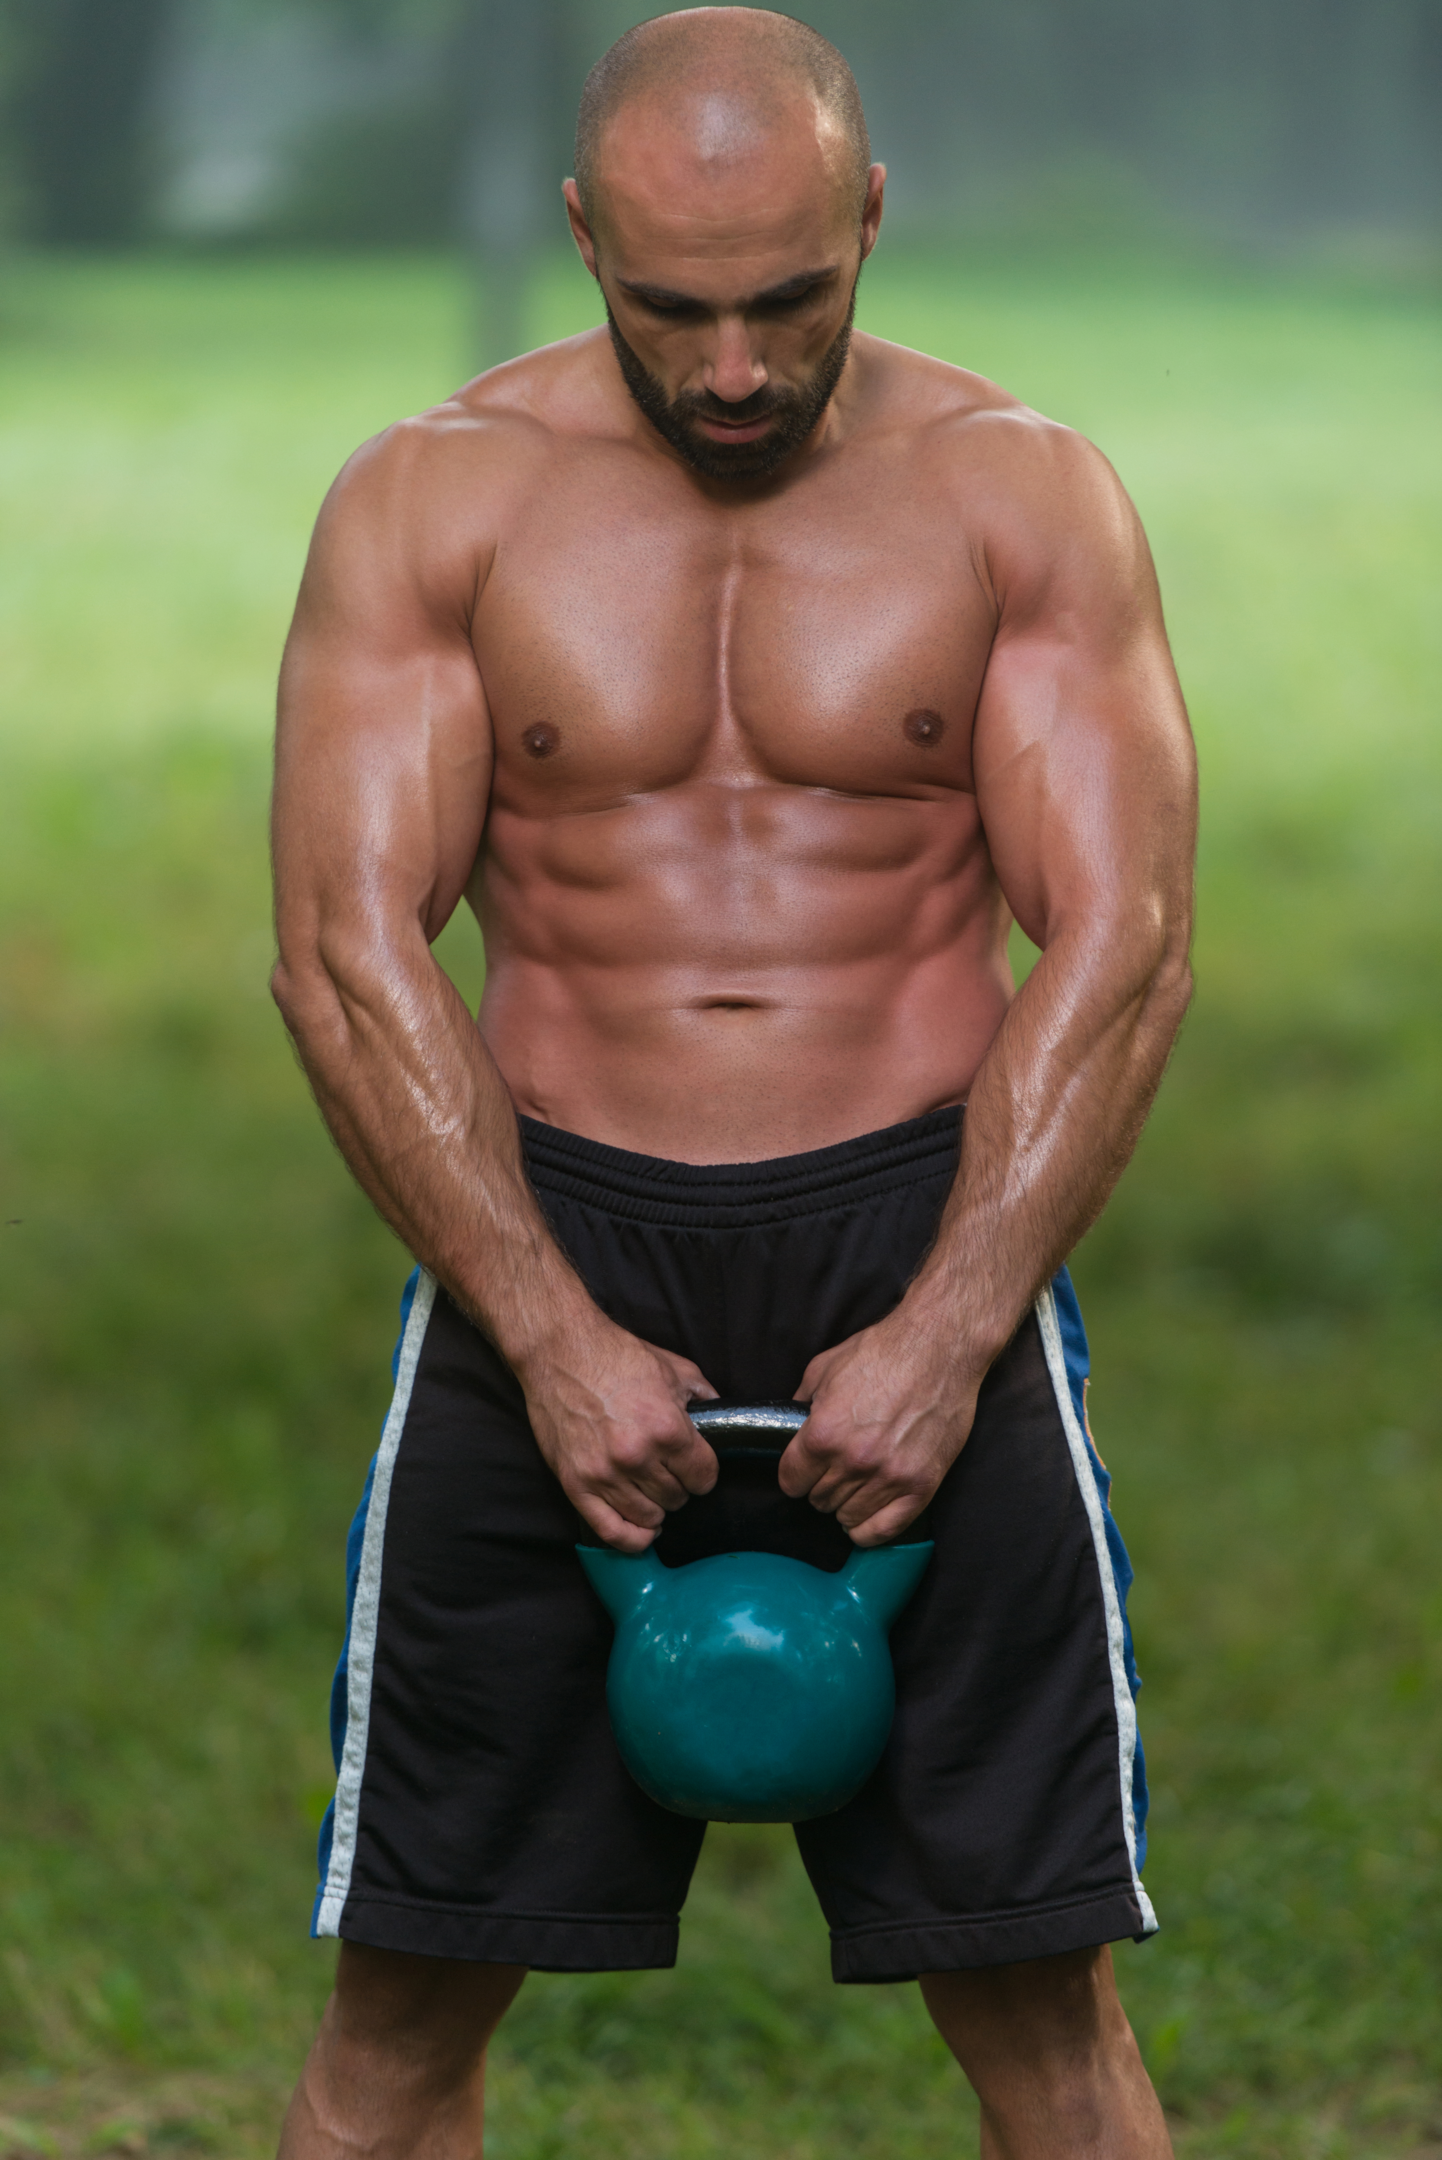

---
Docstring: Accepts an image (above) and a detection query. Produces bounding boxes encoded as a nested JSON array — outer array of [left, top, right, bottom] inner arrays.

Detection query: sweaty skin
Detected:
[[274, 71, 1194, 1557], [273, 14, 1194, 2159], [272, 148, 1194, 1552]]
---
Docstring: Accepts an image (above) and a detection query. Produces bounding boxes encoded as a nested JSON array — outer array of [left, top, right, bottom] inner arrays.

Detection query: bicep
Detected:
[[971, 452, 1196, 954], [273, 452, 493, 961]]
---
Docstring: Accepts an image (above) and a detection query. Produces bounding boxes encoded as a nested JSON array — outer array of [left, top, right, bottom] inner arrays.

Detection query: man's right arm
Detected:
[[270, 418, 716, 1548]]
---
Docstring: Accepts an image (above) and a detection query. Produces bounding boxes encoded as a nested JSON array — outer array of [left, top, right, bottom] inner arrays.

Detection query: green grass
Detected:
[[0, 248, 1439, 2158]]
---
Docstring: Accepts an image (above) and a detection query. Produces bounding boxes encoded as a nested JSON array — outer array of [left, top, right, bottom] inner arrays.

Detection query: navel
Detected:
[[902, 707, 946, 748], [522, 722, 560, 760]]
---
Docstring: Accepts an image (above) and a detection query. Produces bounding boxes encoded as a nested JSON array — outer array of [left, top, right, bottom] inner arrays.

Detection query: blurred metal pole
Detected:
[[456, 0, 565, 373]]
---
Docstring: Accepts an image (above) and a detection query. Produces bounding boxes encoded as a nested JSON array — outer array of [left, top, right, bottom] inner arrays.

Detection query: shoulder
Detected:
[[855, 338, 1156, 635], [304, 330, 621, 607], [855, 334, 1136, 533], [864, 338, 1150, 621], [317, 330, 619, 543]]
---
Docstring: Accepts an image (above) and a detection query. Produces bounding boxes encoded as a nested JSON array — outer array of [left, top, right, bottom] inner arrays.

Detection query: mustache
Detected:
[[673, 384, 787, 424], [603, 281, 856, 482]]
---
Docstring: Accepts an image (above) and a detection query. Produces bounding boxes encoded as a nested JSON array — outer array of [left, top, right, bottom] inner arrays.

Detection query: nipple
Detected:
[[903, 708, 945, 748], [522, 723, 560, 760]]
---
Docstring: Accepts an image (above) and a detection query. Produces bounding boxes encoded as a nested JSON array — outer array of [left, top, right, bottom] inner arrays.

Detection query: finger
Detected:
[[807, 1466, 881, 1517], [644, 1410, 719, 1487], [665, 1428, 719, 1496], [575, 1492, 659, 1553], [780, 1445, 866, 1508], [599, 1452, 687, 1518], [792, 1351, 833, 1403], [780, 1418, 878, 1507], [777, 1428, 832, 1499], [631, 1466, 698, 1512], [640, 1341, 718, 1402], [842, 1493, 929, 1547], [803, 1472, 855, 1515], [797, 1328, 867, 1403], [611, 1411, 723, 1508], [820, 1458, 920, 1523], [833, 1467, 929, 1532]]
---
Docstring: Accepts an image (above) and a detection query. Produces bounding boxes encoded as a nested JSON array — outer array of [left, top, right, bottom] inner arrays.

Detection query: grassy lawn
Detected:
[[0, 246, 1439, 2158]]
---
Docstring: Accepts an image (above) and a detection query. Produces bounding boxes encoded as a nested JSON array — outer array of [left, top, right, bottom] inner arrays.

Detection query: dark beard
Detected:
[[605, 283, 857, 482]]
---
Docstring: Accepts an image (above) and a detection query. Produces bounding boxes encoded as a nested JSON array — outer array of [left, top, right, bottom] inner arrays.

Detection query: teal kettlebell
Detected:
[[578, 1403, 933, 1823]]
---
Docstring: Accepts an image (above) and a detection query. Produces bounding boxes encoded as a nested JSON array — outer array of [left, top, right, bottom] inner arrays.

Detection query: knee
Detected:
[[922, 1951, 1159, 2155], [922, 1946, 1114, 2054], [279, 1952, 526, 2159], [326, 1943, 526, 2086]]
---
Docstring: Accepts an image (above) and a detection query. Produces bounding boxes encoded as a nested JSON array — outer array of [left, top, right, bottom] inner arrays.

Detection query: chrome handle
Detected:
[[687, 1400, 808, 1455]]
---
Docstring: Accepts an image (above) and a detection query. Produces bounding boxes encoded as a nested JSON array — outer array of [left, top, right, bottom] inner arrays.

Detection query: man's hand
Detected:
[[779, 1304, 990, 1546], [515, 1315, 720, 1552]]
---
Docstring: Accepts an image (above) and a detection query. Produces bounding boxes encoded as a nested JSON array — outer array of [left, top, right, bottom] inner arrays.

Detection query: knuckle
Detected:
[[803, 1427, 845, 1465], [842, 1440, 883, 1477], [605, 1482, 663, 1524]]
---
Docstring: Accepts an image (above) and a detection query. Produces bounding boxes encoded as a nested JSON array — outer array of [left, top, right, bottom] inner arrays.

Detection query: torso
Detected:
[[441, 329, 1034, 1161]]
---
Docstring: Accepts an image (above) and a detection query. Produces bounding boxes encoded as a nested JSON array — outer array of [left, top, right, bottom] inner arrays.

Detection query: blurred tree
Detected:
[[454, 0, 572, 365], [4, 0, 1437, 258], [0, 3, 22, 235], [239, 0, 577, 359], [6, 0, 178, 244]]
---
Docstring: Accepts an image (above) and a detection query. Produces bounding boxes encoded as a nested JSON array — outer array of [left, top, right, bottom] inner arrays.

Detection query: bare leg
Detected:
[[921, 1946, 1171, 2160], [277, 1942, 527, 2159]]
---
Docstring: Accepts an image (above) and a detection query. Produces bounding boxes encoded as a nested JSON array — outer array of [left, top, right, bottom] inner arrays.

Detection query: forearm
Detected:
[[271, 931, 594, 1367], [272, 928, 721, 1547], [905, 924, 1193, 1362]]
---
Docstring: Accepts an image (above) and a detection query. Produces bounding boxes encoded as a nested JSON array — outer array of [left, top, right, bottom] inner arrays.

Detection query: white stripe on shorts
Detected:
[[1035, 1282, 1159, 1936], [315, 1269, 438, 1938]]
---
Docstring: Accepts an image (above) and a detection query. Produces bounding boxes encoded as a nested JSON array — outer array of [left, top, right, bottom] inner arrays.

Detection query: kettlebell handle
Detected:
[[688, 1399, 807, 1458]]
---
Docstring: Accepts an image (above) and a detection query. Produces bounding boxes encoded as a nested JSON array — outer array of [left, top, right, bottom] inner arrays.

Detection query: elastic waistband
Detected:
[[520, 1107, 961, 1229]]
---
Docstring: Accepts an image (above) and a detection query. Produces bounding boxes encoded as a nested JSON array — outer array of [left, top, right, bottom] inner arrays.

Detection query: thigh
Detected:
[[795, 1308, 1150, 1980], [329, 1942, 527, 2055], [318, 1277, 706, 1969]]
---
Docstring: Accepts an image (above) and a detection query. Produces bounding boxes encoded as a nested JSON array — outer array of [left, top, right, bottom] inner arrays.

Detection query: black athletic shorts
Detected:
[[312, 1109, 1157, 1981]]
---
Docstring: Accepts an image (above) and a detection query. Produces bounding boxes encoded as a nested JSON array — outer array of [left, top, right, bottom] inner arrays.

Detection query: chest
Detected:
[[473, 446, 996, 802]]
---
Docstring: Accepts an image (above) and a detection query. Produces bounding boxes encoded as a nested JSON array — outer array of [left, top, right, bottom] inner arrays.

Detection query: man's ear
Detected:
[[859, 163, 886, 263], [562, 180, 600, 280]]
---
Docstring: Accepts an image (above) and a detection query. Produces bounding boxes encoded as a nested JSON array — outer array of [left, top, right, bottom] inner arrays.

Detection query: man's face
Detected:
[[565, 94, 884, 485], [603, 285, 857, 482]]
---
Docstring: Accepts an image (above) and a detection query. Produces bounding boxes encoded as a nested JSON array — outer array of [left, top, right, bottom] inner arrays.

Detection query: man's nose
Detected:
[[703, 316, 768, 404]]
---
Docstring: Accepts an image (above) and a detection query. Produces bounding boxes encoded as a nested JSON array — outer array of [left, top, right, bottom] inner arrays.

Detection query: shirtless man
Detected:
[[271, 10, 1196, 2156]]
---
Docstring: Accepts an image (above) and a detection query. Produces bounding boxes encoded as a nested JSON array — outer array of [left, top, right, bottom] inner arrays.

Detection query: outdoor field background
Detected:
[[0, 240, 1439, 2157]]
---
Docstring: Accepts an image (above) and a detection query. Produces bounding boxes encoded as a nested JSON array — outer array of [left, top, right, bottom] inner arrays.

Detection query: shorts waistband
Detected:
[[519, 1107, 961, 1230]]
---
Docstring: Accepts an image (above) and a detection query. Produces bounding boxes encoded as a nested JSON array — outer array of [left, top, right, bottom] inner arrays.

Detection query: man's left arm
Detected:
[[780, 421, 1198, 1543]]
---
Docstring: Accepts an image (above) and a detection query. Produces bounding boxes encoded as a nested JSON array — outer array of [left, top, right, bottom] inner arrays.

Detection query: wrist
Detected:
[[459, 1258, 611, 1379], [891, 1267, 1018, 1380]]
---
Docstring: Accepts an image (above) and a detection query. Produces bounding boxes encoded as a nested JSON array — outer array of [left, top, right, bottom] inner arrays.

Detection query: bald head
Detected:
[[574, 8, 871, 236]]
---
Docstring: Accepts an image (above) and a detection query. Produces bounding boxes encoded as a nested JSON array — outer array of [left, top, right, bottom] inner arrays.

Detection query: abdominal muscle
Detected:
[[471, 781, 1014, 1165]]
